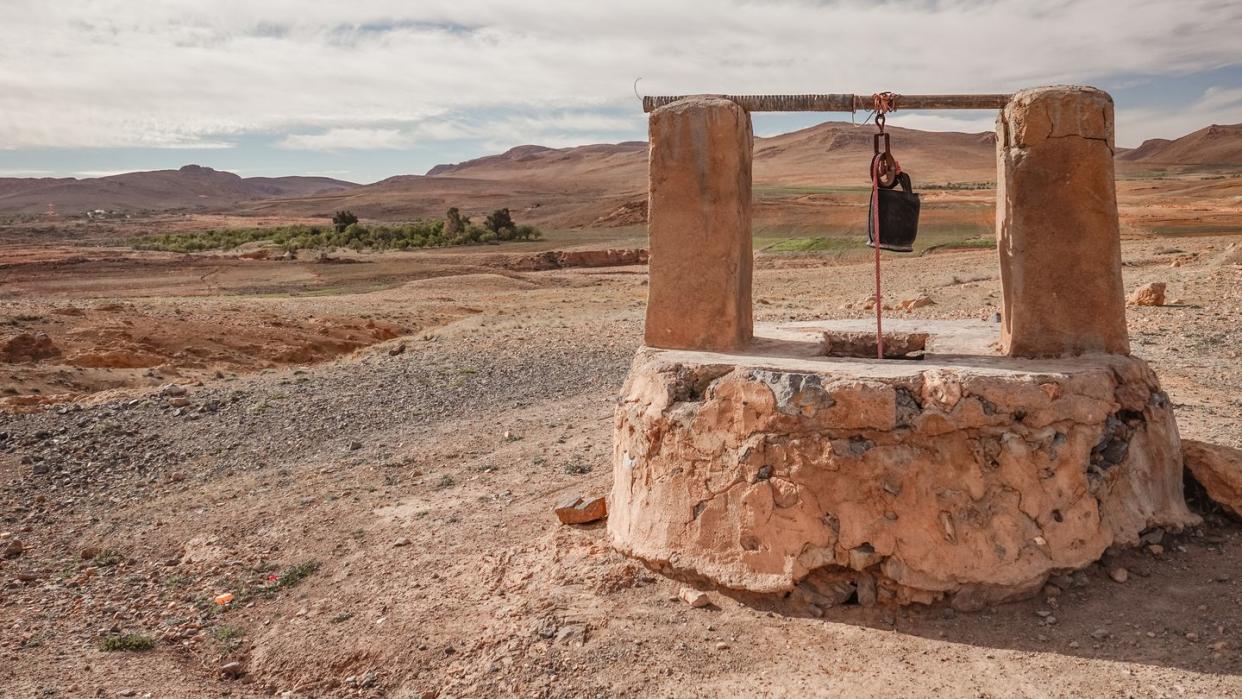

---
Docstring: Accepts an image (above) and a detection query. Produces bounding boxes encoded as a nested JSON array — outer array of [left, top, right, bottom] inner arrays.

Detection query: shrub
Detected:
[[485, 208, 516, 238], [444, 207, 467, 235], [101, 634, 155, 652], [332, 210, 359, 233], [131, 208, 541, 253]]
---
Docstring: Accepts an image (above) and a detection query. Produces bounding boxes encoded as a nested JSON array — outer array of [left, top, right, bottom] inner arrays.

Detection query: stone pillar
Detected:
[[996, 85, 1129, 357], [645, 96, 753, 351]]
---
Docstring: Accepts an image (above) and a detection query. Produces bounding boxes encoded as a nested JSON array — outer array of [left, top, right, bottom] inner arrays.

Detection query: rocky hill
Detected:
[[1117, 123, 1242, 165], [0, 165, 358, 215]]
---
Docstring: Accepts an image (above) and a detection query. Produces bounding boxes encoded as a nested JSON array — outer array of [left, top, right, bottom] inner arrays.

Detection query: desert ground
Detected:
[[1, 218, 1240, 696], [1, 119, 1241, 697]]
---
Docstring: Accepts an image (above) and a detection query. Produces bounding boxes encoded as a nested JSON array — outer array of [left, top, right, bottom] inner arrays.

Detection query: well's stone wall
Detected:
[[609, 323, 1197, 610]]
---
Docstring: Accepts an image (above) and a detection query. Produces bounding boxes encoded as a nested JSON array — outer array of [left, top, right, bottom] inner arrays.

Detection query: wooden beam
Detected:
[[642, 93, 1012, 113]]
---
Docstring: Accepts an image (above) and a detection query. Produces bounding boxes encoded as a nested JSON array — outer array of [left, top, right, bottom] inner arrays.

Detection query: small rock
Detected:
[[388, 343, 406, 356], [554, 495, 607, 525], [899, 295, 935, 312], [1147, 544, 1164, 556], [168, 397, 190, 408], [715, 641, 729, 650], [220, 661, 245, 679], [555, 623, 587, 646], [393, 538, 412, 548], [856, 573, 877, 608], [160, 384, 187, 397], [1068, 641, 1080, 649], [2, 538, 23, 559], [1109, 567, 1129, 584], [1127, 282, 1166, 307], [1042, 584, 1061, 597], [348, 441, 363, 451], [80, 546, 100, 560], [679, 587, 711, 608], [1091, 628, 1110, 640], [1186, 632, 1200, 642]]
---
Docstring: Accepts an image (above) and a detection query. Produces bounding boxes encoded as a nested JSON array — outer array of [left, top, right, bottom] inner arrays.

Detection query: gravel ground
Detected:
[[1, 240, 1240, 697]]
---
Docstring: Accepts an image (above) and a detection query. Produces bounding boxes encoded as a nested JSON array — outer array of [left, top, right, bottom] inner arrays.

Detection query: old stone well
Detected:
[[608, 86, 1200, 611]]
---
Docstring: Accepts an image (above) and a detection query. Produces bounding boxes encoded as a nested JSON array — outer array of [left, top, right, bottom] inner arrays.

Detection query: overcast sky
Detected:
[[1, 0, 1240, 183]]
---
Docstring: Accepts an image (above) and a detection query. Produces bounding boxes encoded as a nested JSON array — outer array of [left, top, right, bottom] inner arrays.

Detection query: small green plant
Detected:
[[94, 549, 123, 567], [212, 625, 245, 650], [164, 574, 191, 588], [101, 634, 155, 652], [564, 460, 593, 475], [434, 475, 456, 490], [271, 561, 320, 591], [212, 625, 245, 641]]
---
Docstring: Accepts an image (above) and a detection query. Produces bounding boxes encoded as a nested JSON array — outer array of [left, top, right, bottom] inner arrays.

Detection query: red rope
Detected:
[[870, 154, 884, 360], [868, 92, 899, 361]]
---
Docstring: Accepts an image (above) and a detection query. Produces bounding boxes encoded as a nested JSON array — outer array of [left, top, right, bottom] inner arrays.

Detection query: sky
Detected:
[[1, 0, 1240, 184]]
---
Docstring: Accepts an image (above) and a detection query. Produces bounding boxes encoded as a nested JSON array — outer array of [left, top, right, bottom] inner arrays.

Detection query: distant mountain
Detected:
[[422, 124, 998, 190], [5, 121, 1236, 225], [1116, 124, 1242, 165], [0, 165, 358, 214], [240, 175, 358, 198], [426, 142, 649, 189]]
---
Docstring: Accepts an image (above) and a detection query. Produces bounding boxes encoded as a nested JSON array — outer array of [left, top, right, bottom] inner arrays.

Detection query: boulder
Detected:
[[1128, 282, 1167, 307], [555, 495, 607, 525], [1183, 439, 1242, 517]]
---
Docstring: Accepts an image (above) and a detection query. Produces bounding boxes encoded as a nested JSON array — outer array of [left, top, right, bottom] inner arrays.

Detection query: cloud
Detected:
[[277, 127, 417, 150], [0, 0, 1237, 158], [1119, 85, 1242, 145]]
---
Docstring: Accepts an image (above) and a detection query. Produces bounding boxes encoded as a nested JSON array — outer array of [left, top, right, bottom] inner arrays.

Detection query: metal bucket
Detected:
[[867, 172, 920, 253]]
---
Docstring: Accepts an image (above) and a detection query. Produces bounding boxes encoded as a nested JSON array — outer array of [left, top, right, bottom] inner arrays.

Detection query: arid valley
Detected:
[[2, 111, 1242, 699]]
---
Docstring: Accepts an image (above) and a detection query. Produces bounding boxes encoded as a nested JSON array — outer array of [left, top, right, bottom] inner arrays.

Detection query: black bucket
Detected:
[[867, 172, 920, 253]]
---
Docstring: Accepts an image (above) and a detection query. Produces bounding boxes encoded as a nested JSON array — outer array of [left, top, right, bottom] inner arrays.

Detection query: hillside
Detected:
[[5, 121, 1239, 227], [421, 123, 997, 188], [1117, 123, 1242, 165], [0, 165, 358, 215], [242, 121, 1002, 228]]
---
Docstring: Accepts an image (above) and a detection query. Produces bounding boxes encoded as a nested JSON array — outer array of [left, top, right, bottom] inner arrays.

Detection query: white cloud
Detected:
[[277, 127, 417, 150], [0, 0, 1237, 154], [1119, 85, 1242, 145]]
